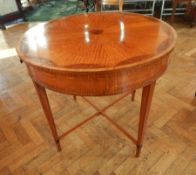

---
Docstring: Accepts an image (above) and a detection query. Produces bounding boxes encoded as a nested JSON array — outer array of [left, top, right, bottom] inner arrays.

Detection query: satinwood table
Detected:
[[17, 12, 177, 157]]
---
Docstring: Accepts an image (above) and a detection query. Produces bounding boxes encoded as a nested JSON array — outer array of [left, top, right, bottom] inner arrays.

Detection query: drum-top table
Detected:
[[17, 12, 177, 157]]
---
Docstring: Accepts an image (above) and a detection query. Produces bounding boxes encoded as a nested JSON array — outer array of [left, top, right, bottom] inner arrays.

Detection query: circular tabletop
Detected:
[[17, 12, 177, 96]]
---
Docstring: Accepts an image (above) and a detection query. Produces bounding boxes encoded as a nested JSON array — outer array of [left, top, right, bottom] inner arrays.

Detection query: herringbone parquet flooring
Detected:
[[0, 22, 195, 175]]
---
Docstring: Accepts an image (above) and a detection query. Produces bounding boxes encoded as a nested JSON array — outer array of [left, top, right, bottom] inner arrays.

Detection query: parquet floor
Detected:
[[0, 22, 196, 175]]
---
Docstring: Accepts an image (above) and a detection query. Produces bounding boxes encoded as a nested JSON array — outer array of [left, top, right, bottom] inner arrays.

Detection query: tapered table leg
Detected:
[[33, 81, 61, 151], [136, 82, 156, 157]]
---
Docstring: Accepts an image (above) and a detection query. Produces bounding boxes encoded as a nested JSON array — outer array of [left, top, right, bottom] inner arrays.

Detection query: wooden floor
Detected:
[[0, 21, 196, 175]]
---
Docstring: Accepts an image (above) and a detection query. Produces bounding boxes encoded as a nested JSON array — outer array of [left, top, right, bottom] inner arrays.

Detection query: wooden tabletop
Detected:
[[17, 12, 177, 96], [17, 12, 176, 72]]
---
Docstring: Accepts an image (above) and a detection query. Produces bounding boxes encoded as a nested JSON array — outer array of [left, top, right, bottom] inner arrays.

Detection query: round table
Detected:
[[17, 12, 177, 157]]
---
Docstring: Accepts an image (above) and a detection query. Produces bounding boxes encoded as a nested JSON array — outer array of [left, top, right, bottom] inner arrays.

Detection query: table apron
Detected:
[[27, 54, 170, 96]]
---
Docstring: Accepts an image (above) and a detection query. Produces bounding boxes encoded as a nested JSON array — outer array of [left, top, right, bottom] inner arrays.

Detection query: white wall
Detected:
[[0, 0, 18, 15]]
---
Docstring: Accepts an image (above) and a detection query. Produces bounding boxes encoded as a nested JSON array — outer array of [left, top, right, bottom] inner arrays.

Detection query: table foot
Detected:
[[73, 96, 77, 101], [131, 90, 136, 101], [56, 140, 62, 152], [135, 145, 142, 157]]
